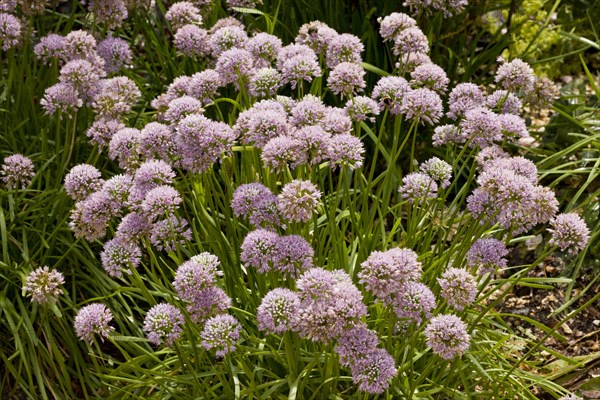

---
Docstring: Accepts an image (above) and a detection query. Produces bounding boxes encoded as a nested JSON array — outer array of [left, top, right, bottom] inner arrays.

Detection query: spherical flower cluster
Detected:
[[325, 33, 363, 68], [378, 12, 416, 41], [424, 314, 470, 360], [116, 212, 152, 243], [548, 213, 590, 254], [290, 94, 327, 127], [296, 268, 367, 342], [164, 96, 204, 125], [69, 192, 111, 242], [140, 122, 177, 162], [277, 180, 321, 223], [74, 303, 115, 344], [392, 281, 436, 324], [96, 36, 132, 74], [215, 47, 255, 85], [129, 159, 176, 204], [466, 238, 508, 275], [398, 172, 439, 203], [293, 125, 331, 165], [1, 154, 35, 189], [92, 77, 141, 119], [109, 127, 141, 171], [485, 90, 522, 115], [189, 69, 222, 104], [358, 248, 422, 301], [459, 107, 503, 148], [231, 182, 280, 227], [327, 62, 366, 98], [140, 185, 182, 221], [201, 314, 241, 358], [392, 27, 429, 55], [85, 118, 125, 148], [400, 88, 443, 125], [345, 96, 379, 122], [100, 238, 141, 278], [495, 58, 535, 94], [447, 83, 485, 120], [497, 114, 529, 140], [279, 48, 321, 89], [174, 25, 209, 57], [247, 32, 282, 67], [248, 68, 283, 98], [64, 164, 104, 201], [87, 0, 128, 30], [237, 107, 288, 148], [261, 136, 305, 171], [41, 83, 83, 117], [0, 12, 21, 50], [209, 26, 248, 57], [295, 21, 337, 54], [23, 266, 65, 304], [327, 133, 365, 169], [527, 76, 560, 110], [403, 0, 468, 17], [350, 348, 398, 394], [419, 157, 452, 189], [438, 268, 477, 311], [410, 63, 449, 94], [257, 288, 300, 334], [372, 76, 411, 115], [323, 107, 352, 135], [143, 303, 185, 346], [165, 2, 202, 31], [34, 33, 66, 64]]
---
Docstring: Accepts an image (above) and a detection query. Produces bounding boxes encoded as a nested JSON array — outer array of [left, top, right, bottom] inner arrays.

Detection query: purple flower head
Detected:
[[164, 96, 204, 125], [485, 90, 522, 115], [358, 248, 422, 301], [186, 286, 232, 324], [290, 94, 327, 127], [23, 266, 64, 304], [548, 213, 590, 254], [292, 125, 332, 165], [143, 303, 185, 346], [327, 133, 364, 169], [189, 69, 222, 104], [410, 63, 449, 94], [247, 32, 282, 67], [296, 268, 367, 342], [322, 107, 352, 135], [278, 94, 297, 111], [41, 83, 82, 117], [533, 186, 559, 226], [399, 172, 439, 203], [64, 164, 105, 203], [447, 83, 485, 120], [88, 0, 128, 29], [345, 96, 379, 122], [215, 47, 255, 85], [271, 234, 314, 276], [69, 192, 111, 242], [475, 146, 509, 168], [174, 25, 209, 57], [277, 180, 321, 223], [276, 44, 317, 70], [116, 212, 152, 243], [140, 122, 177, 162], [175, 114, 236, 173], [92, 77, 141, 119], [327, 62, 366, 98], [397, 52, 432, 73], [140, 185, 182, 221], [173, 253, 221, 300], [0, 1, 16, 13], [201, 314, 241, 358], [495, 58, 535, 94], [231, 183, 280, 227], [150, 215, 191, 251], [378, 12, 416, 41], [466, 238, 508, 275], [497, 114, 529, 141], [63, 30, 97, 62], [261, 136, 306, 171], [483, 156, 537, 183], [459, 107, 502, 148], [0, 12, 21, 50], [238, 108, 288, 148], [209, 26, 248, 57], [372, 76, 411, 115], [393, 27, 429, 55], [97, 36, 132, 74], [351, 348, 398, 394], [240, 229, 279, 273], [424, 314, 470, 360], [432, 124, 465, 147], [166, 2, 202, 31], [34, 33, 66, 64], [130, 159, 175, 202], [295, 21, 338, 54], [74, 303, 115, 344], [209, 17, 244, 35], [257, 288, 300, 334], [325, 33, 363, 68], [438, 268, 477, 311], [248, 68, 283, 98], [108, 127, 141, 171], [280, 53, 321, 90], [336, 324, 380, 367], [85, 118, 125, 149], [392, 282, 436, 324], [59, 59, 104, 103], [2, 154, 35, 189], [400, 88, 443, 125], [527, 77, 560, 110], [100, 238, 141, 278], [420, 157, 452, 189]]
